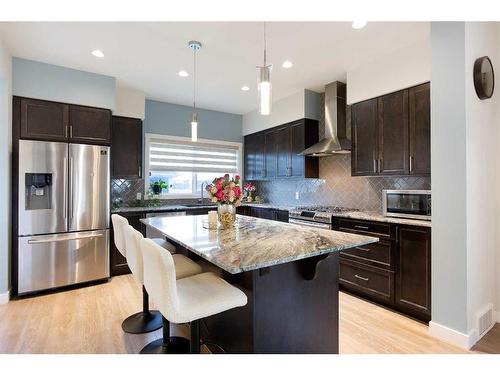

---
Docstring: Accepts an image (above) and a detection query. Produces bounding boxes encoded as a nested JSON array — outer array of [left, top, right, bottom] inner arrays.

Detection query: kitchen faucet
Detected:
[[199, 182, 208, 203]]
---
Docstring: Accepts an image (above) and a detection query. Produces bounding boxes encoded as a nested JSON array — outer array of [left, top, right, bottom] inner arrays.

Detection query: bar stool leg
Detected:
[[140, 316, 191, 354], [190, 320, 201, 354], [121, 286, 163, 334]]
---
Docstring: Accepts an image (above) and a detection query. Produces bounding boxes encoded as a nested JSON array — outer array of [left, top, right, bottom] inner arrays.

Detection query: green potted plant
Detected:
[[150, 179, 167, 195]]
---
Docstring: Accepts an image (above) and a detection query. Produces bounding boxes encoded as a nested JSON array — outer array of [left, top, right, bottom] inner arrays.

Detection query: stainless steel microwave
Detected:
[[382, 190, 431, 221]]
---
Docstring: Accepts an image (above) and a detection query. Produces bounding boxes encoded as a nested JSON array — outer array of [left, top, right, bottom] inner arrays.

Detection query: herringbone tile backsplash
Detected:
[[253, 154, 431, 212]]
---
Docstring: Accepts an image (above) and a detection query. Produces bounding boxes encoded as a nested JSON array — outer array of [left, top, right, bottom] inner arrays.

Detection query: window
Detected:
[[145, 134, 242, 198]]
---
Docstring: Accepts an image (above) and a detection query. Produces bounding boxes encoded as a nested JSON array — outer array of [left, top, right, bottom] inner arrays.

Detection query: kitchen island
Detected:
[[141, 214, 378, 353]]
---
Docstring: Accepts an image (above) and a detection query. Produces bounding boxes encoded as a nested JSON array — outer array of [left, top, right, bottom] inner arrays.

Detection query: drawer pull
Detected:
[[354, 274, 369, 282], [356, 247, 371, 252], [354, 225, 369, 230]]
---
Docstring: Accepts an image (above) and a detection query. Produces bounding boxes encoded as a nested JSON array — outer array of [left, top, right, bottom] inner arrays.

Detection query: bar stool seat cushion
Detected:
[[173, 254, 203, 280], [173, 272, 247, 324], [152, 238, 176, 254]]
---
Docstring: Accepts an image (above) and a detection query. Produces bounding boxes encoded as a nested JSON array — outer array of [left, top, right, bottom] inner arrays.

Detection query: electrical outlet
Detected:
[[295, 191, 300, 200], [136, 193, 142, 200]]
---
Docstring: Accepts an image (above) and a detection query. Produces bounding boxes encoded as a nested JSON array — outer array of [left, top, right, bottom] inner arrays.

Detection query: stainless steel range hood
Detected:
[[300, 81, 350, 156]]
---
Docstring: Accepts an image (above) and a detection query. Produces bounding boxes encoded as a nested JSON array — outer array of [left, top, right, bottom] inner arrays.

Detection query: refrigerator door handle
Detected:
[[27, 233, 104, 244], [69, 157, 74, 220], [63, 157, 68, 219]]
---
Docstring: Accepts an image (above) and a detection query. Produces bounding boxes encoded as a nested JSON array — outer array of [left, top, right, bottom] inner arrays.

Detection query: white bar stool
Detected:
[[140, 237, 248, 354], [111, 214, 202, 334]]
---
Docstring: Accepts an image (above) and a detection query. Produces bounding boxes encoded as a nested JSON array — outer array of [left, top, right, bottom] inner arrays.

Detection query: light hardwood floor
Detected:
[[0, 275, 484, 354]]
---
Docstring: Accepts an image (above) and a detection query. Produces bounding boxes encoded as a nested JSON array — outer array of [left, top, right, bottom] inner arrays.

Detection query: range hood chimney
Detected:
[[300, 81, 350, 156]]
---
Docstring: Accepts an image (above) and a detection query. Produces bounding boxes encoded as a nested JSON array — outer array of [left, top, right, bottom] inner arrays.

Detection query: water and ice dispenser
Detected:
[[24, 173, 52, 210]]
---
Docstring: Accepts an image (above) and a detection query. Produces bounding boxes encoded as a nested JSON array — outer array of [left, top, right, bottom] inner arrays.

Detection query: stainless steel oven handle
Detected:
[[28, 233, 104, 244], [289, 218, 331, 229]]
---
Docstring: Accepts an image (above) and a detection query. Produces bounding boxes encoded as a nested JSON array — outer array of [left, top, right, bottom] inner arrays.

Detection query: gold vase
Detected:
[[218, 203, 236, 227]]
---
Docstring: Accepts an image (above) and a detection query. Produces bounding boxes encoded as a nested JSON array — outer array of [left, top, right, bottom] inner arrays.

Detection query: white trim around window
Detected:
[[144, 133, 243, 199]]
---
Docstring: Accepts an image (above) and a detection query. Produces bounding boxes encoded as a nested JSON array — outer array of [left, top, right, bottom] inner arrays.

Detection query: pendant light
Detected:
[[189, 40, 202, 142], [258, 22, 272, 116]]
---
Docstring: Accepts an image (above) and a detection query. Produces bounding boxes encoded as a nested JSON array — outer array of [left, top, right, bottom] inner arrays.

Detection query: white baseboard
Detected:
[[429, 320, 477, 349], [0, 289, 10, 304]]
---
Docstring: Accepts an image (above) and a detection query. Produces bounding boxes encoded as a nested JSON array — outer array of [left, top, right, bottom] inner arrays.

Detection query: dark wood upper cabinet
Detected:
[[69, 105, 111, 145], [351, 98, 378, 176], [264, 129, 278, 179], [20, 97, 69, 141], [111, 116, 143, 179], [395, 226, 431, 321], [244, 118, 319, 181], [276, 126, 290, 177], [254, 133, 265, 180], [378, 90, 409, 175], [351, 83, 430, 177], [409, 83, 431, 176]]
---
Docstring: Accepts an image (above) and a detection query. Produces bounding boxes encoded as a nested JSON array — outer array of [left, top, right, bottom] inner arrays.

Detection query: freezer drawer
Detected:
[[18, 230, 109, 294], [69, 143, 110, 232]]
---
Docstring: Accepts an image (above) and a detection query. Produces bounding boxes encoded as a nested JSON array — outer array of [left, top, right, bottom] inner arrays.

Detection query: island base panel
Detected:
[[201, 253, 339, 354]]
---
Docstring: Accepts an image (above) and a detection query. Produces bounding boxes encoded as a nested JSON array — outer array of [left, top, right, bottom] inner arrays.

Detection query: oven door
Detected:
[[289, 218, 332, 230]]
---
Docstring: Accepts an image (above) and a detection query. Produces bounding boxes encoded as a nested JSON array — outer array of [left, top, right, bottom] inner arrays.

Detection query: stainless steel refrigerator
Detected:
[[17, 140, 110, 294]]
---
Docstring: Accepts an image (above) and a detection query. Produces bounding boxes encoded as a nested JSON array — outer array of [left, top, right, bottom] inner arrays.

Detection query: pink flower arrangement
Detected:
[[244, 182, 256, 193], [205, 174, 243, 206]]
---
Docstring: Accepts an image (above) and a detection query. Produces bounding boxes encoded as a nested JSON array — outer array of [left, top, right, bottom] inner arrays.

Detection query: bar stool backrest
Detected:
[[111, 214, 129, 257], [141, 237, 180, 322], [123, 225, 145, 284]]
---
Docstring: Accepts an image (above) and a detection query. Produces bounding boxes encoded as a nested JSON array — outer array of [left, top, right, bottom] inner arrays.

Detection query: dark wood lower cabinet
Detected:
[[336, 218, 431, 322], [395, 226, 431, 321], [237, 206, 289, 223], [110, 212, 146, 276]]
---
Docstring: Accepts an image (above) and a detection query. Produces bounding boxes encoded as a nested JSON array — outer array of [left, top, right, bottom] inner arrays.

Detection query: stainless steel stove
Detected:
[[289, 205, 358, 229]]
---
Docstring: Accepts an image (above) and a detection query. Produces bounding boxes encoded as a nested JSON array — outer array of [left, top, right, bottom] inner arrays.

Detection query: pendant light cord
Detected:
[[193, 45, 197, 112], [263, 21, 267, 66]]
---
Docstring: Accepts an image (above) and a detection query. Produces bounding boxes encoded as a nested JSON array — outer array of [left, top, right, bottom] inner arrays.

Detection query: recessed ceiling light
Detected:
[[91, 49, 104, 58], [352, 21, 367, 29], [282, 60, 293, 69], [178, 70, 189, 77], [241, 86, 250, 91]]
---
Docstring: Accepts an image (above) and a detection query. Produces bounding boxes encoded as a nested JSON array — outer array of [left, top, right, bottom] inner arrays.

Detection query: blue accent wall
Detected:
[[12, 58, 116, 109], [144, 99, 242, 142]]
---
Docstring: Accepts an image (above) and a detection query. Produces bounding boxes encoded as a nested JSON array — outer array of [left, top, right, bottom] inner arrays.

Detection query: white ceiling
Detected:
[[0, 22, 429, 114]]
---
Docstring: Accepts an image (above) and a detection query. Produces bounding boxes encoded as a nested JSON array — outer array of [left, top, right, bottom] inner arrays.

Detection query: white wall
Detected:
[[464, 22, 499, 340], [114, 84, 145, 119], [347, 39, 431, 105], [13, 58, 116, 110], [242, 89, 320, 135], [429, 22, 469, 343], [429, 21, 500, 349], [0, 38, 12, 302]]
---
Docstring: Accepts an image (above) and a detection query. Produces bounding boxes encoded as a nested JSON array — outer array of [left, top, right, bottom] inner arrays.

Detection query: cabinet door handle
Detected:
[[354, 274, 369, 282], [138, 165, 142, 177], [69, 125, 73, 138], [378, 159, 382, 173], [373, 159, 377, 173], [409, 156, 413, 173]]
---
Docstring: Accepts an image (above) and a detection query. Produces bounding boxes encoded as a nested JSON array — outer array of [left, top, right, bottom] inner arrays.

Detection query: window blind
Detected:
[[148, 137, 240, 174]]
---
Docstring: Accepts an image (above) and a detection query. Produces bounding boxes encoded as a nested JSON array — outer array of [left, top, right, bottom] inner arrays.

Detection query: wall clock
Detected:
[[473, 56, 495, 100]]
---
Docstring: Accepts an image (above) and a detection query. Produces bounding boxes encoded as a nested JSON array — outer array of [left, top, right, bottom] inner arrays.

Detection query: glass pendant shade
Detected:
[[191, 112, 198, 142], [258, 66, 272, 116]]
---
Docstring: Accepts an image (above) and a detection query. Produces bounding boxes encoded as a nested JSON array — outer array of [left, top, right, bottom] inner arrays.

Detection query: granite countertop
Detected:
[[329, 211, 432, 228], [140, 214, 378, 274], [112, 201, 430, 227], [111, 202, 294, 214]]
